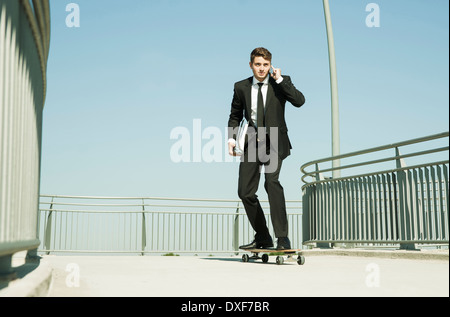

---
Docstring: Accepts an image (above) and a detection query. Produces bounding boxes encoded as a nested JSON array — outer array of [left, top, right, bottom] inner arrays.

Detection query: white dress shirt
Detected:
[[250, 75, 269, 125]]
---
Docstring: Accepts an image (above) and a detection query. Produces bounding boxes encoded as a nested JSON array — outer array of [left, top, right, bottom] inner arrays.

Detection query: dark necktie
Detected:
[[257, 83, 265, 139]]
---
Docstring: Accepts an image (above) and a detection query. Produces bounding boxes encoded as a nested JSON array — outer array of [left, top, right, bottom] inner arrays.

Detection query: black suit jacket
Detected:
[[228, 75, 305, 160]]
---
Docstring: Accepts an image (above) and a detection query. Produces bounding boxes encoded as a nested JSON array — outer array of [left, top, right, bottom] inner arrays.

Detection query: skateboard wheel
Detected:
[[297, 255, 305, 265], [261, 254, 269, 263], [242, 254, 250, 262], [276, 256, 284, 265]]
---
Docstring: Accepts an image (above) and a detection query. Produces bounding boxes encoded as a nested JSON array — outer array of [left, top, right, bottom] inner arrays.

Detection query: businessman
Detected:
[[227, 47, 305, 250]]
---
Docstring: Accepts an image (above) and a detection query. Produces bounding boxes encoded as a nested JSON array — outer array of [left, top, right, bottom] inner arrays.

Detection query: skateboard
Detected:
[[240, 248, 305, 265]]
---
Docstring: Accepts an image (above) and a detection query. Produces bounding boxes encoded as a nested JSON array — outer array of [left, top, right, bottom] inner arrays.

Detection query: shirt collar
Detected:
[[252, 75, 269, 86]]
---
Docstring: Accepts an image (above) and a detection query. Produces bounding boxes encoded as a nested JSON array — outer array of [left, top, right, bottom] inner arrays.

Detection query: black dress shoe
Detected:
[[240, 238, 274, 250], [276, 237, 291, 250]]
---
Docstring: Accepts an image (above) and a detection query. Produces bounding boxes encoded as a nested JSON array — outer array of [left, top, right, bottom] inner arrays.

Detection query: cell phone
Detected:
[[270, 65, 276, 77]]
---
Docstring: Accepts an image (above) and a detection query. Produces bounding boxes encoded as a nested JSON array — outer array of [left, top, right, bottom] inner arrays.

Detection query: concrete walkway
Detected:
[[2, 249, 448, 297], [46, 250, 448, 297]]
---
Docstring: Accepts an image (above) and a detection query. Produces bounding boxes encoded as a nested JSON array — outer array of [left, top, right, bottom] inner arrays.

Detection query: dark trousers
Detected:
[[237, 138, 288, 239]]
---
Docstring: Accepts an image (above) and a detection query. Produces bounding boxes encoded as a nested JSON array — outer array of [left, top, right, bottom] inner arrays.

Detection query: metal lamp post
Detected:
[[323, 0, 341, 179]]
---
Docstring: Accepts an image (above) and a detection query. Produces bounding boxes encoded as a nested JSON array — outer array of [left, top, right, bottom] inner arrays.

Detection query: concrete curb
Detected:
[[0, 254, 53, 297], [300, 248, 449, 261]]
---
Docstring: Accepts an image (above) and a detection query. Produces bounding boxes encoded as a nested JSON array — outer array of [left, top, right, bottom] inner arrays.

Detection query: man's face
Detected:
[[250, 56, 271, 82]]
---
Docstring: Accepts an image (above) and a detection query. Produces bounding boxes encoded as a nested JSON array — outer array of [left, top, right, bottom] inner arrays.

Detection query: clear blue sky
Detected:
[[40, 0, 449, 201]]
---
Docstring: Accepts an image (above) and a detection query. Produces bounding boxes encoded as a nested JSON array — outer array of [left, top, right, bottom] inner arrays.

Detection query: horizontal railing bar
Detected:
[[38, 202, 301, 209], [40, 194, 300, 204], [301, 131, 448, 171], [39, 208, 302, 215], [302, 160, 449, 187], [39, 202, 239, 208], [39, 195, 238, 201], [307, 146, 449, 176], [38, 209, 245, 215], [37, 249, 247, 254]]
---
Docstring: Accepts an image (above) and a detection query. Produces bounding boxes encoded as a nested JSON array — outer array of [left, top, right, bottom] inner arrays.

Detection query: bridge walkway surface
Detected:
[[1, 249, 448, 297]]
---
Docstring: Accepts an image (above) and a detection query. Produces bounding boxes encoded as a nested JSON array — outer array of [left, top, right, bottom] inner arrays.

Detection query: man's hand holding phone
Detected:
[[270, 65, 282, 81]]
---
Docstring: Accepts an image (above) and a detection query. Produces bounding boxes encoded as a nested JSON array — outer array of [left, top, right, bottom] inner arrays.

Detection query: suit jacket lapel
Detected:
[[243, 77, 253, 125], [265, 77, 276, 116]]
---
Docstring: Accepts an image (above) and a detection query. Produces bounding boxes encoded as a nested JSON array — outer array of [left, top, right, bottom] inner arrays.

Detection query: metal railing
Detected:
[[37, 195, 302, 255], [0, 0, 50, 275], [301, 132, 449, 249]]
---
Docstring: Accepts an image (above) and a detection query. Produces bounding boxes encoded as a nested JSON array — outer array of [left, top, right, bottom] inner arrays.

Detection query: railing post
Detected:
[[26, 248, 39, 261], [395, 147, 417, 250], [233, 202, 240, 255], [314, 164, 331, 249], [27, 201, 42, 260], [302, 187, 310, 248], [141, 199, 147, 256], [315, 163, 325, 181], [44, 197, 54, 255], [0, 255, 16, 281]]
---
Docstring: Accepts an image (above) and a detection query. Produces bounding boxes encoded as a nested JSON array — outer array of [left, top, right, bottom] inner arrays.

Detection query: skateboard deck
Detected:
[[240, 248, 305, 265]]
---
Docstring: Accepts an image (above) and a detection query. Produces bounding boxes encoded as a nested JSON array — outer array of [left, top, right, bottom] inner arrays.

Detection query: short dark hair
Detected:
[[250, 47, 272, 63]]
